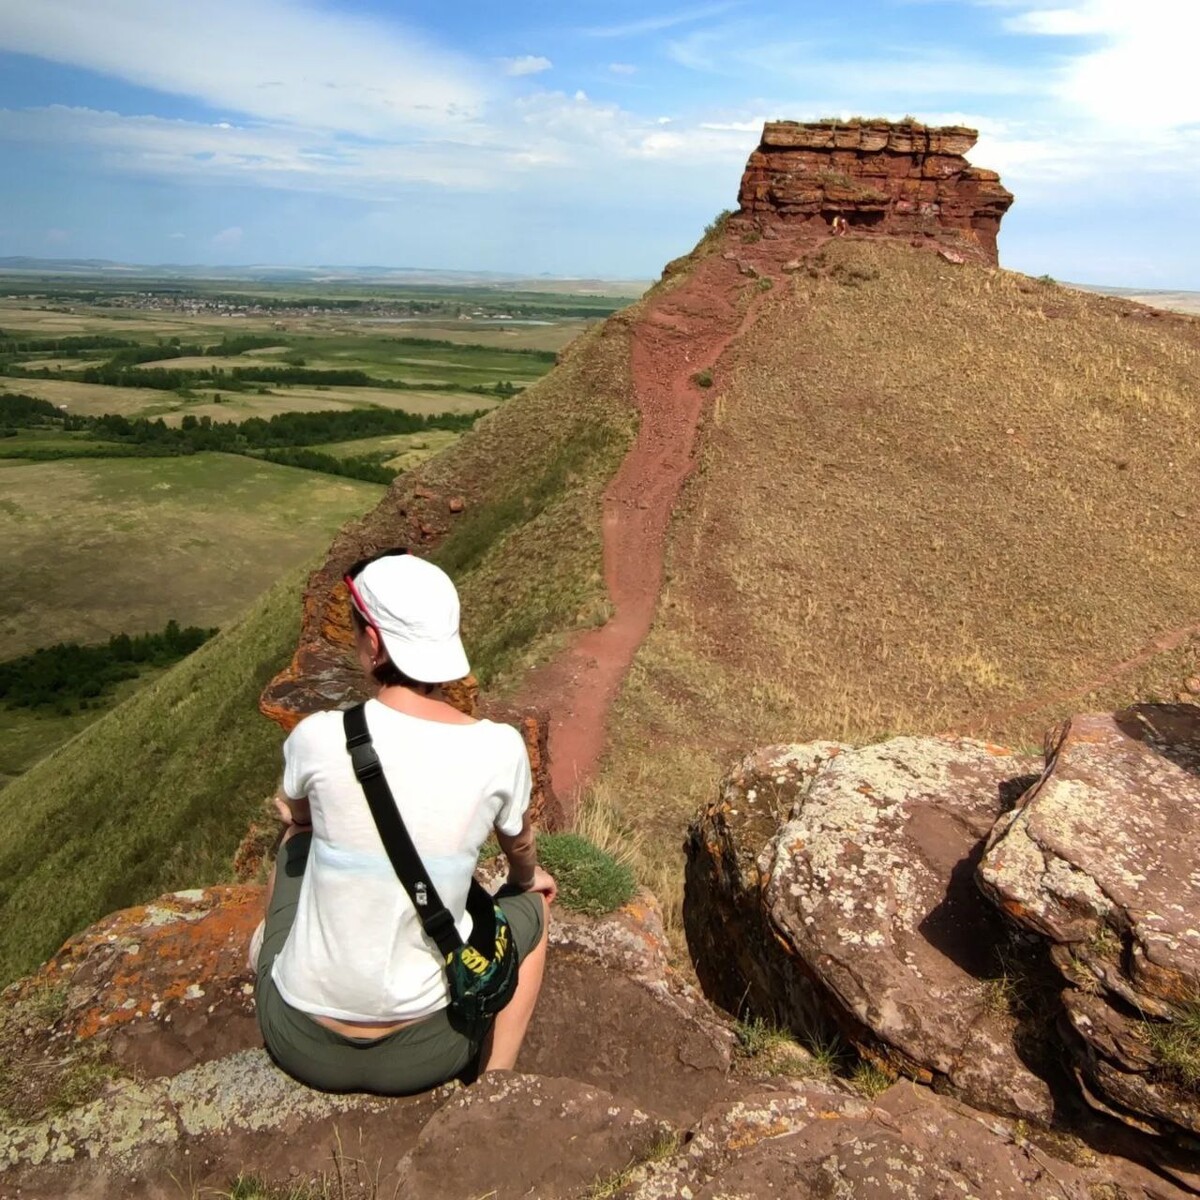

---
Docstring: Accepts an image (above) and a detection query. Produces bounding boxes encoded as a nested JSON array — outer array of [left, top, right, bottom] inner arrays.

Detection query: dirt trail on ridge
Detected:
[[516, 254, 768, 809]]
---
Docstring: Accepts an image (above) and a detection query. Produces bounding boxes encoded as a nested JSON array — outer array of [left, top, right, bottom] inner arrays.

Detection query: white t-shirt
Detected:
[[270, 699, 531, 1023]]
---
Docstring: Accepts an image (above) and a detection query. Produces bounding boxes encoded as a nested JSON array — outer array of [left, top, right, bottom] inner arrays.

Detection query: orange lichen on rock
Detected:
[[22, 886, 262, 1047]]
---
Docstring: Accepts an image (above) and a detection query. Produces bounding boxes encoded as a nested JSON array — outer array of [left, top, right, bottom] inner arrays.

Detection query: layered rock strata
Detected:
[[737, 119, 1014, 265], [979, 704, 1200, 1139], [685, 737, 1052, 1121]]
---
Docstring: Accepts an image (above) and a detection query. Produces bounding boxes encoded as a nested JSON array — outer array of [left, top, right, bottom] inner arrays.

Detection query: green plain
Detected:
[[0, 452, 382, 660]]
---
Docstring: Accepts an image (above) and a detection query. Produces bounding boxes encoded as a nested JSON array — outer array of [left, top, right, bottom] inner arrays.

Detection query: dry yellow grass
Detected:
[[593, 240, 1200, 886]]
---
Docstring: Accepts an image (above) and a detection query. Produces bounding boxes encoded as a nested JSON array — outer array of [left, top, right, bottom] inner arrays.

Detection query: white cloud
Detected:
[[0, 0, 488, 137], [699, 119, 762, 132], [0, 106, 499, 196], [608, 63, 638, 75], [502, 55, 552, 77], [583, 3, 741, 39], [999, 0, 1200, 128], [212, 226, 243, 249]]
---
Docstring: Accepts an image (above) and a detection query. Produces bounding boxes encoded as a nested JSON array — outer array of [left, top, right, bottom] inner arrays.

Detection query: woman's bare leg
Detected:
[[479, 897, 549, 1072]]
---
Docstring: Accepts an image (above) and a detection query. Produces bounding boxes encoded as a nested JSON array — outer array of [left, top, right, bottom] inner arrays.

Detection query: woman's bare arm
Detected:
[[496, 814, 536, 887]]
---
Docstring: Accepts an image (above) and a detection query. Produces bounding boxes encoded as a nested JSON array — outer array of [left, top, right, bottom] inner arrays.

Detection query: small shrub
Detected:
[[537, 832, 636, 915], [692, 369, 713, 389], [757, 276, 774, 292], [703, 209, 733, 239]]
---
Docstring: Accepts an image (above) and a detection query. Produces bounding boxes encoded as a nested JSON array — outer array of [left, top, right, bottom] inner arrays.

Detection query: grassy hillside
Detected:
[[0, 570, 305, 986], [597, 239, 1200, 883], [294, 313, 640, 697], [0, 316, 639, 984]]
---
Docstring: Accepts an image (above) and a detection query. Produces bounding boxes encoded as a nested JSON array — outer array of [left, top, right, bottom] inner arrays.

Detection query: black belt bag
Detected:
[[343, 704, 519, 1029]]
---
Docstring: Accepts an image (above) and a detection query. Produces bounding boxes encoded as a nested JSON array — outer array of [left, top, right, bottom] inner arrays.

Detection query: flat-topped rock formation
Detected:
[[737, 119, 1014, 265]]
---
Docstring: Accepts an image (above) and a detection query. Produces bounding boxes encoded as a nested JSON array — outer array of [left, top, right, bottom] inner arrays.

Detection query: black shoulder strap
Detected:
[[343, 704, 462, 959]]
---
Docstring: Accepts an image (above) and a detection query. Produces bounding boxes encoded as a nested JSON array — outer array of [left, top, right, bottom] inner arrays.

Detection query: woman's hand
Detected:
[[273, 788, 311, 828], [527, 865, 558, 904]]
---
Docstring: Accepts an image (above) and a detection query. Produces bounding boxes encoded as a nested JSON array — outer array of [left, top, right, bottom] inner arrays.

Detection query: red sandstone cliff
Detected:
[[736, 120, 1013, 265]]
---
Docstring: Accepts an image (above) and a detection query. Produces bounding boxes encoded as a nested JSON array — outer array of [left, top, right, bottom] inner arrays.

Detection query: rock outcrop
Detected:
[[630, 1081, 1191, 1200], [979, 704, 1200, 1139], [737, 119, 1014, 265], [6, 880, 1195, 1200], [685, 737, 1054, 1121], [0, 883, 735, 1198], [686, 708, 1200, 1190]]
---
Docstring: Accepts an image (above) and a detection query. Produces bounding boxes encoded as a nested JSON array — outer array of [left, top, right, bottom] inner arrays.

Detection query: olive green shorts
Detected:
[[255, 832, 545, 1094]]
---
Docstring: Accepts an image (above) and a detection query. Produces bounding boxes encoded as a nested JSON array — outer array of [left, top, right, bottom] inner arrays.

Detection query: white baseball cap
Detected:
[[348, 554, 470, 683]]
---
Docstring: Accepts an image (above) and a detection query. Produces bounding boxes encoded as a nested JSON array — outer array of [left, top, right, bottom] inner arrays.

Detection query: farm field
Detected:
[[0, 452, 382, 661], [0, 272, 632, 783], [0, 378, 499, 425], [315, 429, 463, 470]]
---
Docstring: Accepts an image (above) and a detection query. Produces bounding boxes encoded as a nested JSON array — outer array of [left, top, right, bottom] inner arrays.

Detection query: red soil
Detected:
[[516, 250, 774, 809]]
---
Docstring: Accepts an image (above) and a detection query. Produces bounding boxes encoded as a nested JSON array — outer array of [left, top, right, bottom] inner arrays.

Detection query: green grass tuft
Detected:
[[850, 1060, 894, 1098], [537, 832, 636, 916], [1144, 999, 1200, 1094]]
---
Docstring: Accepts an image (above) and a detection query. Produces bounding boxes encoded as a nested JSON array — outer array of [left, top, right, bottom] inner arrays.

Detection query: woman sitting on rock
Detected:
[[250, 549, 555, 1093]]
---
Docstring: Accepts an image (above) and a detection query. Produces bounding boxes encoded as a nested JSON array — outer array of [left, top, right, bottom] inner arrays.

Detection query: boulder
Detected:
[[979, 704, 1200, 1139], [685, 737, 1057, 1121], [395, 1073, 675, 1200]]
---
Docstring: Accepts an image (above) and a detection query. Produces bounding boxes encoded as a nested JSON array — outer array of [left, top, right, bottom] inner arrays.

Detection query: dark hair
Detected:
[[345, 546, 409, 582], [348, 604, 434, 693]]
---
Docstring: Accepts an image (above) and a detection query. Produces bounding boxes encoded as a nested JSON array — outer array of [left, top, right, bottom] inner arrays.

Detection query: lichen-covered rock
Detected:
[[634, 1082, 1192, 1200], [0, 885, 262, 1093], [979, 704, 1200, 1139], [395, 1072, 675, 1200], [686, 738, 1055, 1121], [684, 742, 848, 1025], [0, 883, 736, 1198], [737, 119, 1014, 265], [630, 1082, 871, 1198]]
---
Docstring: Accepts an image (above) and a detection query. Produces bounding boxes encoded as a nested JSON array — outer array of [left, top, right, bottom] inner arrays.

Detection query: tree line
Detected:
[[0, 394, 481, 483], [0, 620, 217, 713], [5, 360, 522, 398]]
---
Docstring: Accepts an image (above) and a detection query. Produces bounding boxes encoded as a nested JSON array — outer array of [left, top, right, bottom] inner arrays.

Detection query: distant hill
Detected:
[[1073, 283, 1200, 316], [0, 256, 648, 297]]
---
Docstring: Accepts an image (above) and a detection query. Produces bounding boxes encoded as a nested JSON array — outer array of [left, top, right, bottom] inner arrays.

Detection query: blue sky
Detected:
[[0, 0, 1197, 286]]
